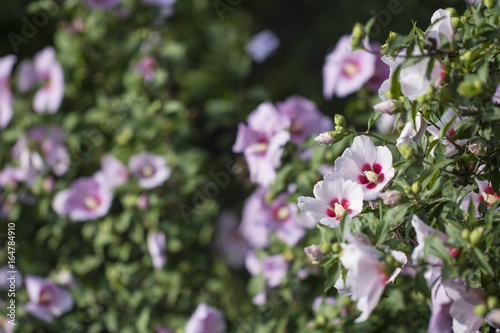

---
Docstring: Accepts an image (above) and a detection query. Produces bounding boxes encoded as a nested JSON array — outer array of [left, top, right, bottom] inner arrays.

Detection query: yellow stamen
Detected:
[[334, 203, 346, 219], [364, 171, 379, 183], [84, 197, 98, 210], [253, 142, 269, 154], [142, 165, 153, 177], [344, 62, 359, 77], [276, 206, 290, 220], [482, 193, 499, 206]]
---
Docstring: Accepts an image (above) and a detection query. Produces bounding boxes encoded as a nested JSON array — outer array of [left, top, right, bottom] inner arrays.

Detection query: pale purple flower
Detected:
[[366, 43, 390, 92], [84, 0, 122, 9], [135, 56, 157, 84], [0, 55, 16, 128], [396, 115, 427, 146], [312, 297, 337, 311], [298, 173, 364, 228], [137, 193, 149, 210], [333, 135, 395, 200], [215, 211, 250, 269], [411, 215, 451, 285], [276, 95, 333, 147], [24, 275, 73, 323], [17, 60, 35, 92], [245, 251, 288, 288], [240, 187, 313, 248], [338, 231, 406, 323], [304, 244, 323, 263], [129, 152, 171, 189], [56, 270, 76, 289], [323, 35, 377, 99], [148, 231, 167, 270], [373, 100, 397, 115], [487, 309, 500, 330], [29, 47, 65, 113], [0, 266, 22, 290], [443, 280, 486, 333], [425, 9, 455, 49], [427, 109, 469, 157], [429, 281, 453, 333], [0, 166, 26, 188], [52, 175, 113, 221], [492, 84, 500, 103], [376, 113, 399, 134], [12, 126, 69, 179], [245, 30, 280, 63], [185, 303, 226, 333], [97, 154, 129, 189], [233, 102, 290, 187]]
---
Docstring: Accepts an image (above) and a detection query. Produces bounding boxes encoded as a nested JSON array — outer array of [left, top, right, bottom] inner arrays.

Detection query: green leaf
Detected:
[[375, 205, 408, 245], [368, 110, 382, 131], [424, 234, 449, 261], [473, 248, 494, 276], [136, 308, 151, 333], [324, 261, 341, 293]]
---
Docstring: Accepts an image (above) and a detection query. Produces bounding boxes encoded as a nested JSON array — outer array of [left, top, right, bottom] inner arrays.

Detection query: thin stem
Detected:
[[353, 131, 396, 145]]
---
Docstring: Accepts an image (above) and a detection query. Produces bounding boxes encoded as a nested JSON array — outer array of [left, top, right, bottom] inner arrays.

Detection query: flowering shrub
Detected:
[[2, 0, 500, 332]]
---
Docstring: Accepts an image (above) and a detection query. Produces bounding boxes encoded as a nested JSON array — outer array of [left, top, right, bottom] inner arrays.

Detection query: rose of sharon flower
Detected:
[[24, 275, 73, 323], [460, 179, 500, 217], [428, 282, 453, 333], [427, 109, 469, 157], [215, 211, 250, 269], [425, 9, 455, 49], [334, 135, 395, 200], [298, 173, 363, 228], [233, 102, 290, 187], [84, 0, 122, 9], [148, 231, 167, 270], [492, 84, 500, 104], [378, 50, 444, 102], [338, 231, 406, 323], [245, 30, 280, 63], [240, 187, 314, 248], [366, 43, 391, 92], [443, 280, 486, 333], [185, 303, 226, 333], [245, 251, 288, 288], [323, 35, 376, 99], [276, 95, 333, 147], [129, 152, 171, 189], [396, 115, 427, 146], [0, 55, 16, 128], [97, 154, 129, 189], [18, 47, 64, 113], [52, 175, 113, 221]]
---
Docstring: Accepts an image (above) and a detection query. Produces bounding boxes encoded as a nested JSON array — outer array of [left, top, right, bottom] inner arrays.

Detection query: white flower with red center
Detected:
[[460, 179, 500, 217], [298, 173, 363, 228], [338, 231, 406, 323], [427, 109, 469, 157], [333, 135, 394, 200], [425, 9, 455, 49]]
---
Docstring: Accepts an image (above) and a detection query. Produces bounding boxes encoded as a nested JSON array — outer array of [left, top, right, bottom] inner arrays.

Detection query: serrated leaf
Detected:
[[473, 248, 494, 276]]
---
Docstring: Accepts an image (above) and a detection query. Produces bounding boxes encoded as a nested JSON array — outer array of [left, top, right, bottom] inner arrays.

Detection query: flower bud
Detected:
[[352, 23, 366, 41], [320, 242, 332, 254], [474, 304, 488, 317], [379, 190, 401, 205], [331, 243, 341, 253], [316, 315, 326, 325], [460, 50, 472, 62], [445, 7, 459, 17], [458, 81, 481, 97], [469, 227, 484, 247], [373, 100, 397, 115], [334, 114, 346, 128], [398, 144, 416, 160], [488, 296, 499, 309], [411, 182, 421, 194], [461, 229, 470, 241], [485, 0, 497, 9], [304, 245, 324, 263], [315, 132, 336, 145], [451, 17, 462, 29]]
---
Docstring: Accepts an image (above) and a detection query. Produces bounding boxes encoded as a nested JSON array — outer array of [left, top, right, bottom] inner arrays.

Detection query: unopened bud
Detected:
[[373, 100, 397, 115], [304, 244, 324, 263], [379, 190, 401, 205], [461, 229, 470, 241], [451, 17, 462, 28], [398, 144, 416, 160], [411, 182, 421, 194], [315, 132, 336, 145], [469, 227, 484, 246], [445, 7, 459, 17], [460, 50, 472, 62], [474, 304, 488, 317], [334, 114, 346, 128], [320, 242, 332, 254], [331, 243, 341, 253], [458, 81, 481, 97], [485, 0, 497, 9], [316, 315, 326, 326], [468, 142, 483, 155], [488, 296, 499, 309]]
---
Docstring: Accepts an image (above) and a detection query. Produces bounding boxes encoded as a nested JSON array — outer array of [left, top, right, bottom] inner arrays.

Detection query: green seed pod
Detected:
[[469, 227, 484, 247], [474, 304, 488, 317], [334, 114, 346, 128]]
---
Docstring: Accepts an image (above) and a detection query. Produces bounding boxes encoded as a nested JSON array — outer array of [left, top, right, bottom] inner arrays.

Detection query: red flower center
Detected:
[[327, 198, 350, 219], [358, 163, 384, 189]]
